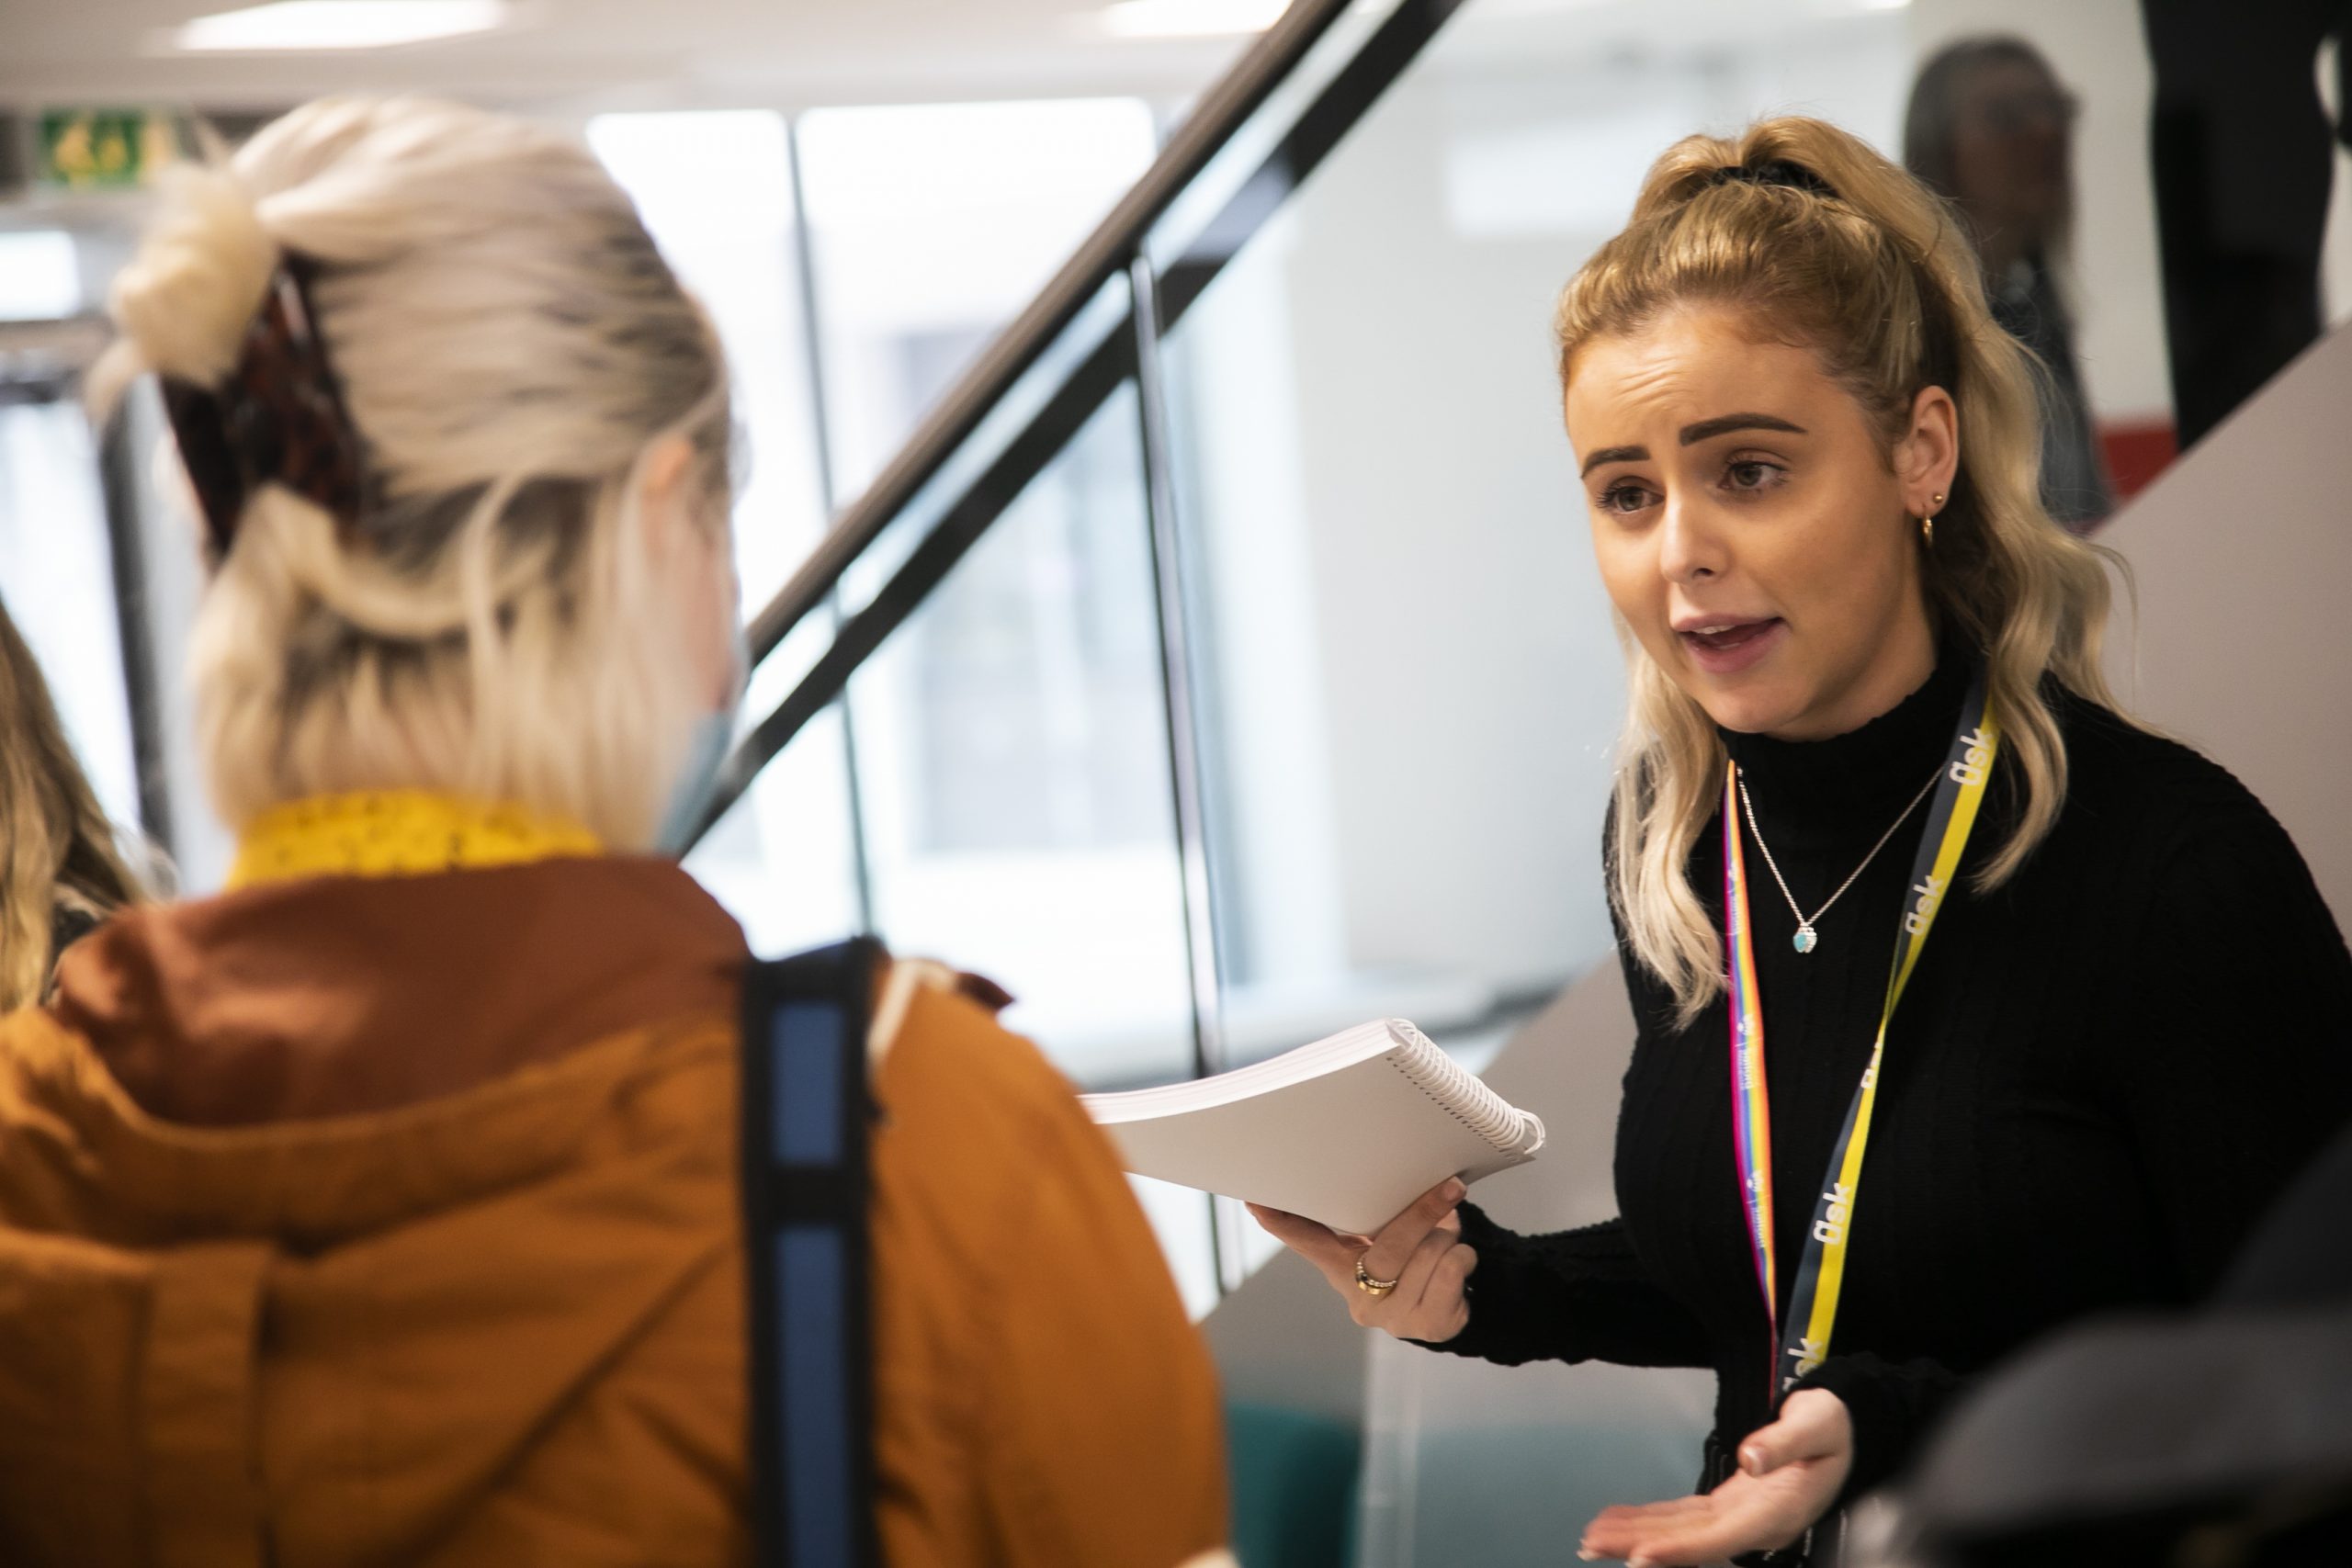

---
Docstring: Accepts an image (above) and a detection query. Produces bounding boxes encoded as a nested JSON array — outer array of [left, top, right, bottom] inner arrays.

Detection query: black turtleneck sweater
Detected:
[[1425, 652, 2352, 1504]]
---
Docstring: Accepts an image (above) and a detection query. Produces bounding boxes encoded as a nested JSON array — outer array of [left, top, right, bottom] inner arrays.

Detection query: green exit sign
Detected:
[[38, 109, 187, 190]]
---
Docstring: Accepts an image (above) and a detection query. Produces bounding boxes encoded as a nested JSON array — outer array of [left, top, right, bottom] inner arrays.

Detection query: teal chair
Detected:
[[1226, 1401, 1362, 1568]]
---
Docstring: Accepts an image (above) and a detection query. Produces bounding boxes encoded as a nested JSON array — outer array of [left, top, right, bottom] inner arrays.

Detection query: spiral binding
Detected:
[[1381, 1021, 1532, 1153]]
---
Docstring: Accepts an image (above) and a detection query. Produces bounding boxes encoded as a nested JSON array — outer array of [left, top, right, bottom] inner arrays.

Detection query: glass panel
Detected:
[[1141, 0, 1418, 281], [0, 399, 140, 834], [841, 368, 1216, 1311], [110, 372, 236, 892], [1128, 1171, 1223, 1323], [587, 110, 832, 612], [833, 272, 1137, 627], [589, 111, 865, 953], [847, 378, 1193, 1089], [688, 701, 865, 959], [794, 98, 1159, 500], [1164, 1, 1714, 1066]]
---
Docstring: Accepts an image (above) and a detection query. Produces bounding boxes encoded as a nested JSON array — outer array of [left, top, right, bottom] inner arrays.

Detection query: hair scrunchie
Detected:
[[159, 252, 368, 559], [1704, 159, 1841, 201]]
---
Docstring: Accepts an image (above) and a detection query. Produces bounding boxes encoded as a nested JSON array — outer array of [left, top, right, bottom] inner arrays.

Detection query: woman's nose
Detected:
[[1657, 494, 1729, 584]]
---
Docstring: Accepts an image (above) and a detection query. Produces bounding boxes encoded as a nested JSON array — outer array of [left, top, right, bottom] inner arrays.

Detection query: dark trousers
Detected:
[[2140, 0, 2351, 448]]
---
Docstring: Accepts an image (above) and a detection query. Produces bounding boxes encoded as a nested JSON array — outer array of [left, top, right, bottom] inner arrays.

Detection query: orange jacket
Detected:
[[0, 858, 1227, 1567]]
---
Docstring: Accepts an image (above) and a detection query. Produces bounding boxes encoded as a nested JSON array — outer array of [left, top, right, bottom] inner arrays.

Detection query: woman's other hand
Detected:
[[1245, 1179, 1476, 1342], [1577, 1388, 1853, 1566]]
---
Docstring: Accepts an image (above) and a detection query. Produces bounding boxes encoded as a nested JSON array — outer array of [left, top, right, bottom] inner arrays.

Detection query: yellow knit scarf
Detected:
[[227, 790, 605, 889]]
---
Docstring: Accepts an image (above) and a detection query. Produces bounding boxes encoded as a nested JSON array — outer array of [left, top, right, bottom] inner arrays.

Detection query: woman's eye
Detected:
[[1724, 459, 1783, 493], [1599, 482, 1654, 514]]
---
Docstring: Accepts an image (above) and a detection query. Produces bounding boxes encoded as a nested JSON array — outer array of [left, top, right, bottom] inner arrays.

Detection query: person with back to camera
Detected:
[[0, 97, 1230, 1568], [1250, 115, 2352, 1567], [0, 598, 143, 1010]]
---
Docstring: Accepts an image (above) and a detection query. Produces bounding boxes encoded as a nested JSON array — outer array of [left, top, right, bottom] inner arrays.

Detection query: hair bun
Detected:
[[105, 165, 277, 391]]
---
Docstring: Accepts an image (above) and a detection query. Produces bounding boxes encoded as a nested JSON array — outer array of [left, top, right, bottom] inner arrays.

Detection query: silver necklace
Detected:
[[1736, 766, 1940, 954]]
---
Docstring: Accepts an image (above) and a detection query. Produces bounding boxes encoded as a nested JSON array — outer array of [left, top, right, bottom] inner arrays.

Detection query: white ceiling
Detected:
[[0, 0, 1263, 116], [0, 0, 1930, 124]]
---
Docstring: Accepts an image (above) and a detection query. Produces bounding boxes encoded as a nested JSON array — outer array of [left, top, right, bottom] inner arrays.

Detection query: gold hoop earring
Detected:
[[1920, 515, 1935, 547]]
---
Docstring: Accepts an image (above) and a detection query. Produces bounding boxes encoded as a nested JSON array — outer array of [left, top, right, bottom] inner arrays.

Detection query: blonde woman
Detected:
[[0, 600, 141, 1009], [1252, 117, 2352, 1566], [0, 98, 1228, 1568]]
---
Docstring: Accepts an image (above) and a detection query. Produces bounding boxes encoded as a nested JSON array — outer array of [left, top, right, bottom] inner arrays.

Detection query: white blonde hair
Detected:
[[93, 96, 732, 848], [1562, 117, 2126, 1024]]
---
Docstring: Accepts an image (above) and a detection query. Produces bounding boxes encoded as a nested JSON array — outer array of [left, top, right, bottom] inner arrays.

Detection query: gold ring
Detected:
[[1354, 1257, 1399, 1297]]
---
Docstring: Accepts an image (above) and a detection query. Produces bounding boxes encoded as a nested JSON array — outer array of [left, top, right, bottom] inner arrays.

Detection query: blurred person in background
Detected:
[[0, 596, 142, 1010], [1253, 114, 2352, 1568], [2141, 0, 2352, 451], [0, 96, 1227, 1568], [1905, 37, 2114, 532]]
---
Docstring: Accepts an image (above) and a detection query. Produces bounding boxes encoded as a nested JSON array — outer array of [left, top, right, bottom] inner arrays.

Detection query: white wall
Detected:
[[2099, 323, 2352, 929], [1260, 73, 1629, 995]]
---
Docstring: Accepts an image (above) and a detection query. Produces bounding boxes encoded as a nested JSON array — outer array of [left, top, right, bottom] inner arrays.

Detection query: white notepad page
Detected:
[[1079, 1019, 1545, 1236]]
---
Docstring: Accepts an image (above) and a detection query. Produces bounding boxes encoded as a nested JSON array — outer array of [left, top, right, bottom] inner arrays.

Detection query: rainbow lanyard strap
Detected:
[[1724, 671, 1998, 1398]]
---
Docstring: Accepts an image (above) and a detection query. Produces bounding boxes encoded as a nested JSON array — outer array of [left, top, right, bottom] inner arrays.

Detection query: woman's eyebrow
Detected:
[[1578, 413, 1810, 476], [1579, 444, 1646, 476], [1679, 412, 1807, 445]]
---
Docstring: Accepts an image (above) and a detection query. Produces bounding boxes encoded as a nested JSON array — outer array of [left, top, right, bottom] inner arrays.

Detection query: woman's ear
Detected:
[[635, 432, 700, 563], [1894, 385, 1960, 514], [634, 431, 739, 709]]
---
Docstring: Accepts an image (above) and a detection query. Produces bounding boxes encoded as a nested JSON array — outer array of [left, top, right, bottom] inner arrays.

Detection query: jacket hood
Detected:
[[26, 857, 748, 1244], [0, 859, 759, 1563]]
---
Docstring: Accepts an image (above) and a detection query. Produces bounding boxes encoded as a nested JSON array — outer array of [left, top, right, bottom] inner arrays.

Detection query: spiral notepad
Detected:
[[1079, 1020, 1546, 1235]]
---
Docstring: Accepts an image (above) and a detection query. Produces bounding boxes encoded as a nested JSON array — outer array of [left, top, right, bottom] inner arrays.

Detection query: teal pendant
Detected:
[[1793, 926, 1818, 954]]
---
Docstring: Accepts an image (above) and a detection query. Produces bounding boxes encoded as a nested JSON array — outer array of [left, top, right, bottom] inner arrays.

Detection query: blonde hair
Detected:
[[1565, 117, 2124, 1023], [0, 602, 141, 1010], [92, 97, 732, 849]]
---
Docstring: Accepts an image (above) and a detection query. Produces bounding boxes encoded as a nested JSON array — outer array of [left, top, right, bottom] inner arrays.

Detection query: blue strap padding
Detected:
[[771, 1000, 844, 1165], [776, 1224, 852, 1563]]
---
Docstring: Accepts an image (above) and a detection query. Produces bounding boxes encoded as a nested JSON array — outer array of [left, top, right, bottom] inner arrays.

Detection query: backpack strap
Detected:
[[740, 937, 885, 1568]]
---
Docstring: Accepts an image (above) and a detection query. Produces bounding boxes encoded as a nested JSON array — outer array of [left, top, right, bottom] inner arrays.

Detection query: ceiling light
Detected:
[[173, 1, 508, 52], [1098, 0, 1291, 39]]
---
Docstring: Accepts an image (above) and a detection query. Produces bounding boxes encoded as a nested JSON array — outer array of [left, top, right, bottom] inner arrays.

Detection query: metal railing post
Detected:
[[783, 116, 878, 937], [1127, 254, 1242, 1292]]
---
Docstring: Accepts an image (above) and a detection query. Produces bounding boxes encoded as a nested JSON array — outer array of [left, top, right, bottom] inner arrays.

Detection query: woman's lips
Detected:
[[1677, 617, 1787, 676]]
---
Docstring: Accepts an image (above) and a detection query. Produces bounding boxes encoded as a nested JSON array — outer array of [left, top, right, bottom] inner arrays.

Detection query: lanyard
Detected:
[[1724, 671, 1997, 1397]]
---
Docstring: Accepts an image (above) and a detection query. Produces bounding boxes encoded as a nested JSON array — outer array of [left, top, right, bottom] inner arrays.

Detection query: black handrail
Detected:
[[742, 0, 1357, 669], [697, 0, 1470, 840]]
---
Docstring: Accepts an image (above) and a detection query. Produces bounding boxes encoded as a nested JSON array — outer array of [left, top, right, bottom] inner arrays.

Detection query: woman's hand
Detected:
[[1577, 1388, 1853, 1566], [1245, 1179, 1476, 1342]]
